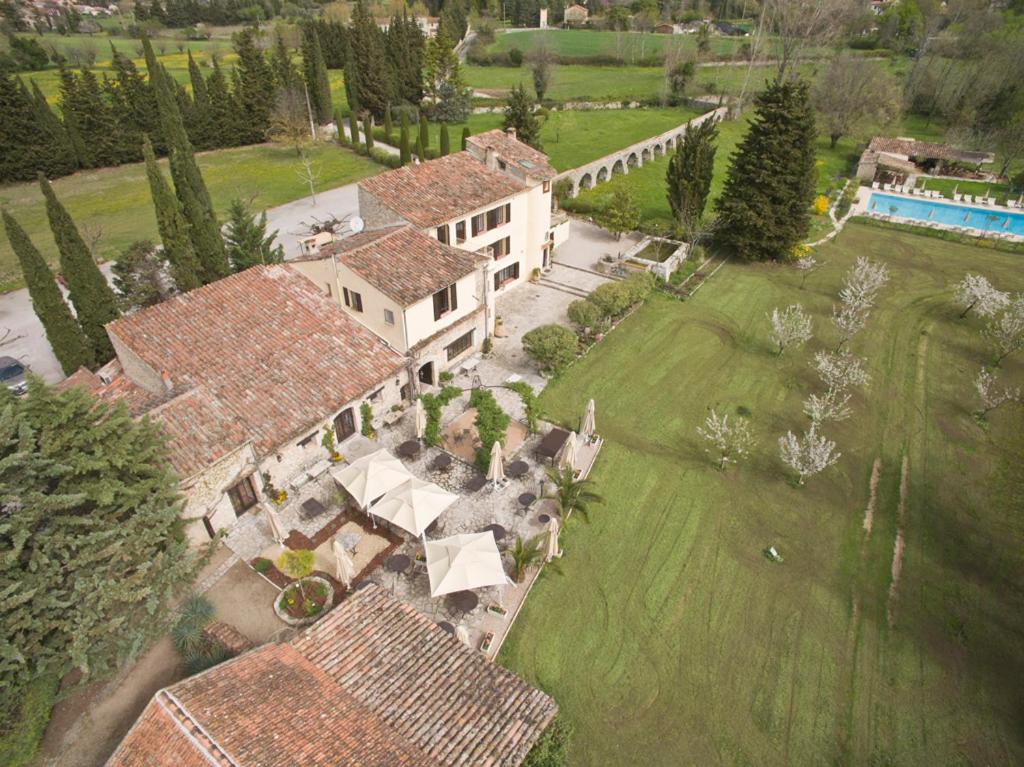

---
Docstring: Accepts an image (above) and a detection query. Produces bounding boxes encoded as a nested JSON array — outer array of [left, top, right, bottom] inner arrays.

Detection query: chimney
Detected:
[[506, 127, 517, 140], [160, 370, 173, 392], [485, 146, 497, 170]]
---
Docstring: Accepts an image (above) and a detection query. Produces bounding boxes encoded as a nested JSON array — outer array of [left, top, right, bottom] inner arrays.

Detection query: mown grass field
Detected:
[[499, 222, 1024, 765], [0, 142, 378, 290], [487, 28, 756, 60]]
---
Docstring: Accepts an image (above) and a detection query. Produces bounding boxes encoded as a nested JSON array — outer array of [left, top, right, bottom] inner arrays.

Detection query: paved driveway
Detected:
[[267, 181, 362, 260]]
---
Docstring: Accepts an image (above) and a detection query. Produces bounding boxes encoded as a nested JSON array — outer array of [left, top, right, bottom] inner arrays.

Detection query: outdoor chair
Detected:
[[954, 193, 962, 201], [871, 181, 880, 189]]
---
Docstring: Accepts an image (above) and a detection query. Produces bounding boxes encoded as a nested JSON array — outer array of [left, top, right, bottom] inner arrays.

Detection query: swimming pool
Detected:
[[867, 193, 1024, 237]]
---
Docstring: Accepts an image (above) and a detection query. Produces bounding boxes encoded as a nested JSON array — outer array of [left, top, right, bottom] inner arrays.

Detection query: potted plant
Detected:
[[509, 535, 544, 583], [321, 426, 342, 462], [273, 549, 333, 626], [262, 472, 288, 505]]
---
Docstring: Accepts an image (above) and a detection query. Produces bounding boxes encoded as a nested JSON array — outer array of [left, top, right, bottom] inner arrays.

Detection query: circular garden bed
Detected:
[[273, 576, 334, 627]]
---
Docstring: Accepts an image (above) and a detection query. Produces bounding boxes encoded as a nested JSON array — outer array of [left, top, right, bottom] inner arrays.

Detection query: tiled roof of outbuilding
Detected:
[[466, 130, 558, 181]]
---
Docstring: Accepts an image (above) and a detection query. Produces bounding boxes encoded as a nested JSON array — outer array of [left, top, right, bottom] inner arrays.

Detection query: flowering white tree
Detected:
[[954, 274, 1009, 319], [813, 350, 870, 393], [803, 389, 852, 422], [795, 255, 819, 289], [839, 256, 890, 312], [831, 302, 868, 351], [767, 304, 813, 355], [778, 424, 841, 485], [974, 367, 1021, 418], [697, 409, 755, 470], [986, 295, 1024, 366]]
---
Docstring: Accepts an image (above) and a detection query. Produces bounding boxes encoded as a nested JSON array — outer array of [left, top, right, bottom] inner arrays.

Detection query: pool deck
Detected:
[[852, 186, 1024, 242]]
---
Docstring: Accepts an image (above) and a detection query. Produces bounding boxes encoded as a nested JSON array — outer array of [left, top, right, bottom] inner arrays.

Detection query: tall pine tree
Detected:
[[0, 75, 50, 183], [38, 174, 120, 363], [232, 28, 275, 143], [387, 11, 424, 105], [2, 209, 93, 374], [714, 80, 817, 261], [348, 0, 393, 119], [666, 116, 718, 239], [503, 84, 541, 149], [30, 81, 77, 178], [461, 126, 470, 150], [142, 136, 201, 291], [418, 110, 429, 159], [301, 25, 333, 125], [399, 111, 411, 165], [204, 58, 240, 149], [270, 30, 300, 92], [440, 122, 450, 156], [186, 50, 213, 150], [223, 198, 284, 272], [58, 68, 126, 169]]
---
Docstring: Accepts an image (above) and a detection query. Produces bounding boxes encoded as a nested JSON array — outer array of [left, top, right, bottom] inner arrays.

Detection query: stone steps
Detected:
[[536, 277, 591, 298]]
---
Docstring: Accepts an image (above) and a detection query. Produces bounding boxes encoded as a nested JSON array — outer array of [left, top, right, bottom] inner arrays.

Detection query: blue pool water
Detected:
[[868, 193, 1024, 237]]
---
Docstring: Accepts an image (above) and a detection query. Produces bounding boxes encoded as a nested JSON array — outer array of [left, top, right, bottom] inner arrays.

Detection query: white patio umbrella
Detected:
[[330, 448, 412, 510], [425, 532, 510, 597], [559, 431, 578, 471], [264, 505, 285, 545], [486, 441, 505, 486], [414, 398, 427, 440], [580, 399, 596, 440], [371, 477, 458, 537], [332, 539, 356, 589], [455, 623, 471, 646], [545, 517, 562, 562]]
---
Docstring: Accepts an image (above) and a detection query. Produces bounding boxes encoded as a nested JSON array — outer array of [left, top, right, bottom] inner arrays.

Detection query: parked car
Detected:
[[0, 356, 28, 396]]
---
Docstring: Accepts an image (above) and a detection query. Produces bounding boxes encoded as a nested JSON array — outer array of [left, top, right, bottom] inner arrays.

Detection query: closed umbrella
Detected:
[[333, 539, 356, 589], [486, 441, 505, 486], [545, 517, 561, 561], [264, 505, 285, 545], [559, 431, 578, 471], [414, 398, 427, 440], [580, 399, 596, 440], [455, 623, 471, 646]]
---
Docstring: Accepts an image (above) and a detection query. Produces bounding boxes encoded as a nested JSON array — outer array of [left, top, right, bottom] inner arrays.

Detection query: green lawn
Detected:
[[0, 141, 378, 290], [499, 222, 1024, 765], [487, 28, 757, 61]]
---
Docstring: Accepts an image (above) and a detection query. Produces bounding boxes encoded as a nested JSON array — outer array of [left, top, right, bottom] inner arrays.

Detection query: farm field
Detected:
[[0, 141, 378, 290], [499, 222, 1024, 765], [487, 28, 757, 60]]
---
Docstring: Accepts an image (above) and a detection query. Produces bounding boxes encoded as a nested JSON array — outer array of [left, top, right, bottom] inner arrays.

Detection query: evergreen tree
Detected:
[[143, 37, 229, 283], [334, 108, 348, 145], [714, 80, 817, 261], [503, 84, 541, 149], [223, 198, 284, 271], [423, 31, 470, 122], [301, 25, 333, 124], [0, 75, 45, 183], [186, 50, 213, 150], [349, 110, 361, 148], [38, 174, 120, 362], [399, 110, 411, 164], [109, 48, 162, 153], [363, 114, 374, 150], [666, 116, 718, 238], [0, 382, 201, 702], [387, 11, 424, 105], [348, 0, 393, 119], [383, 104, 393, 142], [231, 28, 274, 143], [203, 58, 239, 149], [111, 240, 176, 310], [142, 136, 201, 291], [416, 127, 426, 162], [440, 122, 450, 156], [418, 111, 429, 157], [342, 37, 361, 117], [270, 30, 300, 91], [2, 209, 93, 374], [30, 81, 77, 178], [461, 125, 470, 150], [58, 67, 124, 168]]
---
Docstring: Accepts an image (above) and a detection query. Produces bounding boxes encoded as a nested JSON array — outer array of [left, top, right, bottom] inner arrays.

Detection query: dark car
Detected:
[[0, 356, 28, 396]]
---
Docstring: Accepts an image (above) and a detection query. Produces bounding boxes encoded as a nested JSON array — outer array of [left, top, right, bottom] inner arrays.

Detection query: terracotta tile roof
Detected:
[[866, 137, 993, 164], [56, 367, 104, 394], [320, 225, 485, 307], [101, 265, 405, 478], [467, 130, 558, 181], [359, 152, 526, 228], [293, 585, 558, 766], [109, 587, 555, 767]]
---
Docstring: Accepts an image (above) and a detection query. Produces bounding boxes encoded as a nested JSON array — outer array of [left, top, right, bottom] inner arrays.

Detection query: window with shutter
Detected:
[[449, 283, 458, 311], [436, 224, 449, 244], [342, 287, 350, 307], [471, 213, 484, 236], [455, 220, 466, 244], [432, 287, 450, 320]]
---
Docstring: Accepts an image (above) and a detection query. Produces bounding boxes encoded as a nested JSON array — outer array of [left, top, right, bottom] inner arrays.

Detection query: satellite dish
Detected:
[[349, 216, 365, 234]]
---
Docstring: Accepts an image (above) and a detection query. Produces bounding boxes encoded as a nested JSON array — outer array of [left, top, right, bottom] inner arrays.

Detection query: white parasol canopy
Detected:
[[264, 505, 285, 545], [486, 441, 505, 484], [455, 624, 471, 646], [545, 517, 562, 561], [580, 399, 596, 440], [559, 431, 578, 471], [331, 449, 412, 510], [425, 532, 509, 597], [332, 539, 356, 589], [414, 398, 427, 440], [371, 477, 458, 537]]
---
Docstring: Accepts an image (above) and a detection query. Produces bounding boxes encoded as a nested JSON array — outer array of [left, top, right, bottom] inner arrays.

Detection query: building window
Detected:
[[368, 387, 384, 402], [543, 180, 551, 193], [436, 224, 449, 244], [297, 432, 317, 448], [384, 308, 395, 325], [471, 203, 512, 236], [455, 220, 466, 244], [343, 288, 363, 312], [493, 262, 520, 290], [498, 159, 507, 171], [445, 330, 474, 361], [432, 283, 458, 321], [227, 475, 258, 517], [489, 236, 511, 259], [334, 408, 356, 440]]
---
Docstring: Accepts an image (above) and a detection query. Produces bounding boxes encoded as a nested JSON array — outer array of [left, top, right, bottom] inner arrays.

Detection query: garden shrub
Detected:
[[509, 47, 524, 66], [420, 385, 462, 446], [522, 324, 580, 374], [506, 380, 540, 433], [588, 281, 633, 319], [0, 674, 58, 767], [360, 402, 375, 437], [835, 183, 858, 218], [620, 272, 656, 304], [369, 148, 401, 168], [470, 387, 510, 472], [567, 298, 604, 332], [522, 713, 573, 767]]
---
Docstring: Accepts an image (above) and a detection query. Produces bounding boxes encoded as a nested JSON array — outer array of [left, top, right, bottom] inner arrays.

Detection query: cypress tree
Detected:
[[714, 80, 817, 262], [59, 68, 124, 169], [2, 209, 93, 374], [440, 122, 450, 156], [142, 136, 201, 291], [30, 81, 77, 177], [349, 111, 361, 148], [143, 37, 229, 283], [57, 69, 92, 168], [38, 174, 120, 363], [383, 104, 393, 142], [270, 30, 300, 91], [461, 126, 470, 150], [387, 11, 424, 105], [301, 25, 333, 125], [399, 111, 411, 165], [231, 28, 274, 143], [204, 58, 238, 149], [334, 108, 348, 145], [666, 116, 718, 239], [363, 114, 374, 150], [109, 47, 162, 152], [186, 50, 213, 149], [348, 0, 393, 119], [342, 39, 361, 118], [418, 111, 429, 158], [0, 75, 44, 183]]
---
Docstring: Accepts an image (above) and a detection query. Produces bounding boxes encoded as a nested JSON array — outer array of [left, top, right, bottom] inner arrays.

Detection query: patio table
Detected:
[[506, 460, 529, 478], [432, 453, 453, 471], [449, 590, 479, 613], [536, 428, 570, 464], [385, 554, 411, 574], [397, 440, 422, 459], [537, 513, 551, 525], [300, 497, 328, 521], [518, 492, 536, 508], [437, 621, 456, 635], [483, 524, 507, 541], [465, 475, 487, 492]]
